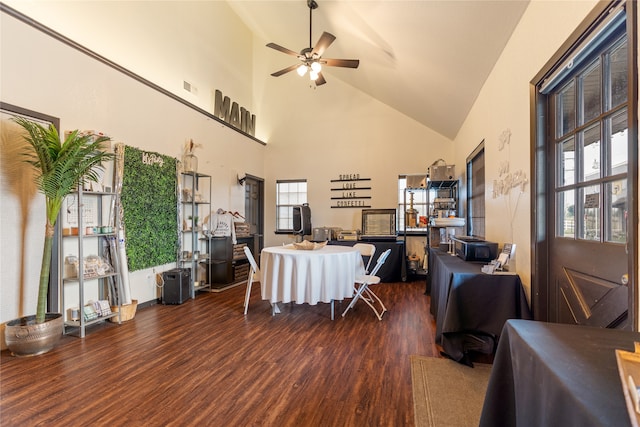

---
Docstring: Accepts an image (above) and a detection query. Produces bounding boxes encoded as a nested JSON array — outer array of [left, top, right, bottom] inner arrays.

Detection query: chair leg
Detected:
[[368, 289, 387, 315], [243, 276, 253, 315], [342, 282, 387, 320], [342, 282, 368, 317], [361, 287, 387, 320], [272, 303, 281, 315]]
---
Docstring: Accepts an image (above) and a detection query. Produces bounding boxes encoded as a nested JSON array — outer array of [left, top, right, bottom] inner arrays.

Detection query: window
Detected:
[[466, 142, 485, 238], [550, 29, 628, 243], [530, 1, 635, 325], [275, 180, 307, 232], [398, 175, 428, 231]]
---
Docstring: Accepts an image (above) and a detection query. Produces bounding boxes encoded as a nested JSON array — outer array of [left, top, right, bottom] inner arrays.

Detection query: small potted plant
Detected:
[[188, 215, 199, 231], [4, 117, 113, 356]]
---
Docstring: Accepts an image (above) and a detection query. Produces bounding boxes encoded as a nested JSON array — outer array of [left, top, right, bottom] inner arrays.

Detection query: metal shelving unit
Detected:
[[400, 175, 429, 278], [177, 171, 212, 298], [427, 180, 463, 250], [59, 182, 122, 337]]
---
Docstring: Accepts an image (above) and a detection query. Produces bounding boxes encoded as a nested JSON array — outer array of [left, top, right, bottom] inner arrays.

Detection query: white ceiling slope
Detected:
[[229, 0, 530, 140]]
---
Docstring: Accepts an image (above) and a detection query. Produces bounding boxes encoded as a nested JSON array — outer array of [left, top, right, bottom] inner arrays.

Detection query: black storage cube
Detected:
[[207, 260, 231, 284], [163, 268, 190, 304]]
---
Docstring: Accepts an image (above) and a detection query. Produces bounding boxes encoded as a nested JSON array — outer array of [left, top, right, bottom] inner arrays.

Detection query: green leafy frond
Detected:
[[11, 117, 114, 224], [12, 117, 57, 175]]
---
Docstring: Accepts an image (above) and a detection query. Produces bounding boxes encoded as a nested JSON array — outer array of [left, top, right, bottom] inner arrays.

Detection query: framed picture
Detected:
[[1, 102, 59, 130]]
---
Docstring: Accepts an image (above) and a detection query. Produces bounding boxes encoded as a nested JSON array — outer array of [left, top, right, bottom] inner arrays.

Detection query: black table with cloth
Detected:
[[428, 248, 532, 365], [480, 319, 639, 427]]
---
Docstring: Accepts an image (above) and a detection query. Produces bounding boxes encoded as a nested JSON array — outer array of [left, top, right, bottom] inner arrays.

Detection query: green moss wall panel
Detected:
[[121, 145, 177, 271]]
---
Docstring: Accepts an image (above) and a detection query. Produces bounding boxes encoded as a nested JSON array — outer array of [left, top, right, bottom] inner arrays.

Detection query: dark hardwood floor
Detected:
[[1, 280, 439, 426]]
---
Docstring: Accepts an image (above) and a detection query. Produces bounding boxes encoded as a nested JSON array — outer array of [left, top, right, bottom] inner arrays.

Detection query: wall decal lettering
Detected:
[[213, 89, 256, 136], [330, 175, 371, 208]]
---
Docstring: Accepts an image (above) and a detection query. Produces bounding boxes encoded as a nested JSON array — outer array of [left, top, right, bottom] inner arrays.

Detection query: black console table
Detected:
[[428, 248, 532, 365], [328, 240, 405, 282], [480, 319, 638, 427]]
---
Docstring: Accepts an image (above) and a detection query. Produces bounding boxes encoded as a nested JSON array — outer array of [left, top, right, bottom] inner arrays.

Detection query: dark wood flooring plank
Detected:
[[1, 280, 438, 426]]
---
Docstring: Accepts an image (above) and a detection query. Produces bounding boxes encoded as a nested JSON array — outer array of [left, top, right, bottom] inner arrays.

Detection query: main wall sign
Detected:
[[213, 89, 256, 136]]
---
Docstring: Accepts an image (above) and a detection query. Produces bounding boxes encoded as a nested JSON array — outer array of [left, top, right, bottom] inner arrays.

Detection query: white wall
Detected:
[[2, 0, 454, 248], [0, 7, 264, 338], [2, 0, 637, 337], [252, 33, 454, 246], [0, 1, 452, 347], [246, 4, 455, 247], [2, 1, 255, 118], [453, 0, 602, 301]]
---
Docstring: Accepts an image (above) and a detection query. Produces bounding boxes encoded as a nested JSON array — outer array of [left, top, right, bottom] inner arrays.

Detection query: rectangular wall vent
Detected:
[[183, 81, 197, 95]]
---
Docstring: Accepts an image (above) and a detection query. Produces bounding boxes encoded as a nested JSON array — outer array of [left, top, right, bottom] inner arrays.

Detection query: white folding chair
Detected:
[[353, 243, 376, 273], [329, 243, 375, 320], [342, 248, 391, 320], [243, 246, 261, 315]]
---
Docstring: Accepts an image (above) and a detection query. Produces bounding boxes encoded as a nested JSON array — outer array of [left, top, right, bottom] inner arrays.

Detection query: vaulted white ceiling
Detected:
[[229, 0, 530, 139]]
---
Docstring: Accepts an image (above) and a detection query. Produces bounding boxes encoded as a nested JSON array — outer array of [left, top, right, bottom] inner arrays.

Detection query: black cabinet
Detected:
[[207, 235, 255, 289]]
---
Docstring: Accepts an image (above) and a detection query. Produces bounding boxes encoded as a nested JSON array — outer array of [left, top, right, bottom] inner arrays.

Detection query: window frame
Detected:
[[550, 30, 628, 243], [466, 141, 486, 238], [530, 0, 638, 325], [397, 175, 428, 232], [275, 179, 308, 233]]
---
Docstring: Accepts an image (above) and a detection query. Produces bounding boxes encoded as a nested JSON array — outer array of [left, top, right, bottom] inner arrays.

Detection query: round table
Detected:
[[260, 245, 365, 306]]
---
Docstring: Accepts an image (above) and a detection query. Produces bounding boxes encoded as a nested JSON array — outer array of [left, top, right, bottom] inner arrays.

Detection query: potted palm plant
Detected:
[[4, 117, 113, 356]]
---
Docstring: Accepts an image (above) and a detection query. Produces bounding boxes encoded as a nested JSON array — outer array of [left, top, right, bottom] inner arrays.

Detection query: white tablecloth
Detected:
[[260, 245, 365, 305]]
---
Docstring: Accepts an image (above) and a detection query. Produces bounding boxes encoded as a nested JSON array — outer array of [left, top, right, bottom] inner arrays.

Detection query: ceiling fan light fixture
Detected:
[[310, 61, 322, 73], [297, 64, 308, 76], [266, 0, 359, 86]]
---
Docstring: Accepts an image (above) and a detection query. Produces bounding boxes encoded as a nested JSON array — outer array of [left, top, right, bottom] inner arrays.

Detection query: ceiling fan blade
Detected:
[[266, 42, 300, 57], [322, 58, 360, 69], [311, 32, 336, 57], [271, 64, 299, 77], [315, 72, 327, 86]]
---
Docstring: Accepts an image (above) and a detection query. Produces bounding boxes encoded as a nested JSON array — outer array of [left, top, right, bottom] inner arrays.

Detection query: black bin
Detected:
[[207, 260, 232, 284], [163, 268, 190, 304]]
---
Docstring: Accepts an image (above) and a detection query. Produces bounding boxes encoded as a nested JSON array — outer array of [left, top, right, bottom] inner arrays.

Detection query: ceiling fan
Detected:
[[266, 0, 360, 86]]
